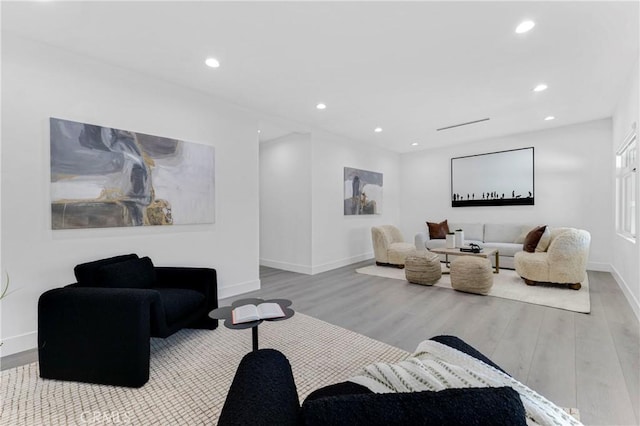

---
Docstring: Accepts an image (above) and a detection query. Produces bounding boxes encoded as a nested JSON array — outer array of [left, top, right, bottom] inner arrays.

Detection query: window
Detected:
[[616, 126, 637, 240]]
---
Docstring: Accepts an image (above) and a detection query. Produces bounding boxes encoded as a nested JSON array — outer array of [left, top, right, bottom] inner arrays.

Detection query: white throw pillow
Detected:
[[535, 226, 551, 252]]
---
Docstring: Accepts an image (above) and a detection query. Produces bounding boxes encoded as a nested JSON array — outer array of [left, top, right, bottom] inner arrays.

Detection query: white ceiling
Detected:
[[2, 1, 638, 152]]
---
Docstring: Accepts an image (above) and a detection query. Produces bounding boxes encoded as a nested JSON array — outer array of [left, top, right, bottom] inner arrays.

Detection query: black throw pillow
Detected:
[[96, 256, 157, 289], [301, 386, 527, 426], [73, 254, 139, 287]]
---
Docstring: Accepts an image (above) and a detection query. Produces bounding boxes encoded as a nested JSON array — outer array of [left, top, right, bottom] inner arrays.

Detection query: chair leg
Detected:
[[523, 278, 536, 286], [568, 283, 581, 290]]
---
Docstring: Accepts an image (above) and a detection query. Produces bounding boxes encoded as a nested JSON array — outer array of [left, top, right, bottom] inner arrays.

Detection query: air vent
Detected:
[[437, 118, 490, 132]]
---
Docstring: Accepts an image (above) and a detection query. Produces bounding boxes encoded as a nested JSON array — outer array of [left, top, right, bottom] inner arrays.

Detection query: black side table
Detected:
[[209, 298, 294, 351]]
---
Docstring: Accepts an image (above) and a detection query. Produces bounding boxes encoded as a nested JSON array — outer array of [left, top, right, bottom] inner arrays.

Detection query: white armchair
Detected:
[[371, 225, 416, 268], [514, 228, 590, 290]]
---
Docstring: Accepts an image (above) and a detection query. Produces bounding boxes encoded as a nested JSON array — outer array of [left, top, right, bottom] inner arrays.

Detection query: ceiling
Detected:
[[2, 1, 638, 152]]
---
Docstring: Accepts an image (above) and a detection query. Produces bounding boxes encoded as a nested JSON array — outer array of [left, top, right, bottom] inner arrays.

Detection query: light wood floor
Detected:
[[4, 262, 638, 425], [233, 262, 639, 426]]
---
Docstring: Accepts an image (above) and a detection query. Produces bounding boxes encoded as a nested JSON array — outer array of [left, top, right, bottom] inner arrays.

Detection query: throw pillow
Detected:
[[513, 226, 534, 244], [535, 226, 552, 252], [96, 256, 157, 289], [301, 387, 526, 426], [523, 225, 546, 253], [427, 220, 449, 239], [73, 253, 139, 287]]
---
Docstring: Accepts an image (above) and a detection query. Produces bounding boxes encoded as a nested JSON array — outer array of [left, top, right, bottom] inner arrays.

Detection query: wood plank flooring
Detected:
[[237, 263, 639, 426], [3, 263, 638, 425]]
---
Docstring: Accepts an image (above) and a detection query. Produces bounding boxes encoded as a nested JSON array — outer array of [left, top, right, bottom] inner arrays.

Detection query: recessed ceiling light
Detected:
[[515, 20, 535, 34], [411, 142, 419, 146], [205, 57, 220, 68], [316, 103, 327, 110], [533, 83, 548, 92], [374, 127, 383, 133], [544, 116, 555, 121], [257, 129, 261, 133]]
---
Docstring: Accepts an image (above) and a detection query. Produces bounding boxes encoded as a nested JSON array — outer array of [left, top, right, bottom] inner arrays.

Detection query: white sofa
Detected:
[[415, 223, 536, 269]]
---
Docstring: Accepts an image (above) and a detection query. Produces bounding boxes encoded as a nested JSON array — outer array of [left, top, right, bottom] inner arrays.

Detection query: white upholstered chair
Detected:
[[514, 228, 590, 290], [371, 225, 416, 268]]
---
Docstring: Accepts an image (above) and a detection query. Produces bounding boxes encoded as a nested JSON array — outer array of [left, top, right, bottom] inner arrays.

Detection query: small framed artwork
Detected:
[[344, 167, 383, 215], [451, 147, 534, 207]]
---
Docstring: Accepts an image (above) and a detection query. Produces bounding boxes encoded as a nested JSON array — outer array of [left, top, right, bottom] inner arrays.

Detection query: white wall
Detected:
[[399, 119, 614, 271], [259, 133, 312, 273], [612, 57, 640, 320], [311, 130, 401, 273], [0, 35, 260, 356]]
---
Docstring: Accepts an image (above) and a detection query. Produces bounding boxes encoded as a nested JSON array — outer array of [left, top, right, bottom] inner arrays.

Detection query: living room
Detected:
[[1, 1, 638, 425]]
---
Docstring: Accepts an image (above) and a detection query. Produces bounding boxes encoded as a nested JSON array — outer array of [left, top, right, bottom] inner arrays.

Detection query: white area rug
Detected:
[[356, 265, 590, 314], [0, 313, 408, 425]]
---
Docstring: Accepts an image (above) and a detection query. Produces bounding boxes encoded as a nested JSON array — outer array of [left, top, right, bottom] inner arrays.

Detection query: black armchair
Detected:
[[38, 254, 218, 387]]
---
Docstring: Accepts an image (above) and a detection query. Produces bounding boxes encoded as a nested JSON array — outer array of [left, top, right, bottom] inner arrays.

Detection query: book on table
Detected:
[[232, 302, 285, 324]]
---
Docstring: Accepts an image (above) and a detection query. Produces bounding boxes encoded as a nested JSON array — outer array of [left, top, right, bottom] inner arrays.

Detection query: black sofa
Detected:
[[218, 335, 527, 426], [38, 254, 218, 387]]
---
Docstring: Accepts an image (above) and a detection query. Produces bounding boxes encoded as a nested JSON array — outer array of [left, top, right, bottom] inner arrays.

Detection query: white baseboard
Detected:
[[311, 252, 374, 275], [261, 253, 374, 276], [259, 259, 313, 275], [0, 331, 37, 357], [218, 279, 261, 300], [610, 265, 640, 323], [587, 262, 611, 272]]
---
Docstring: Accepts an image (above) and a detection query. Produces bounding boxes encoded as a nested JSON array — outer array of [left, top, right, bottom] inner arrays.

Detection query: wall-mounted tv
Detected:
[[451, 147, 534, 207]]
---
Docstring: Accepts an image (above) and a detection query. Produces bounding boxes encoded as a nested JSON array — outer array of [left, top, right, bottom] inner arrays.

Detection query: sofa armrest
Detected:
[[218, 349, 300, 426], [414, 231, 431, 250], [154, 267, 218, 312], [38, 287, 160, 387], [546, 229, 591, 283]]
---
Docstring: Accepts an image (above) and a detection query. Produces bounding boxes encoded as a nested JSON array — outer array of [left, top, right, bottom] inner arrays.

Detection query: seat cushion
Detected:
[[96, 256, 157, 289], [155, 288, 205, 324], [484, 224, 525, 243], [301, 387, 526, 426], [74, 254, 139, 287]]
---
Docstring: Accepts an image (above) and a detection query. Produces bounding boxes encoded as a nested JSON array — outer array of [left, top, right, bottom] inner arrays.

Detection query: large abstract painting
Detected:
[[344, 167, 383, 215], [451, 147, 534, 207], [50, 118, 215, 229]]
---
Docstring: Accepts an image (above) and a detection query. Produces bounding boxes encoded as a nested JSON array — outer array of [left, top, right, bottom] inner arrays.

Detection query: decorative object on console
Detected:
[[454, 228, 464, 247], [426, 219, 449, 239], [515, 228, 591, 290], [37, 254, 218, 387], [371, 225, 416, 268], [344, 167, 382, 215], [460, 243, 482, 253], [50, 117, 215, 229], [445, 232, 455, 248], [451, 147, 534, 207]]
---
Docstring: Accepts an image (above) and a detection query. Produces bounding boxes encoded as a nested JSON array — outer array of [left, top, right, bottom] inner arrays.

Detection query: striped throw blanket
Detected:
[[349, 340, 582, 426]]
